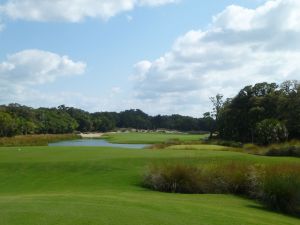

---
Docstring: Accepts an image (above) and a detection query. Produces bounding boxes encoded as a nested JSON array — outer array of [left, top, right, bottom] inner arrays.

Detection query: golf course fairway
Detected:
[[0, 146, 299, 225]]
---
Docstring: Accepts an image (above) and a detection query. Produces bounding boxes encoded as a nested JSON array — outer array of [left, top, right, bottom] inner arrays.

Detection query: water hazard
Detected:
[[49, 139, 149, 149]]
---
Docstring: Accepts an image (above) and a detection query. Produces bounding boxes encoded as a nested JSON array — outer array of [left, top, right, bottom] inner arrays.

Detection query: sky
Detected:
[[0, 0, 299, 117]]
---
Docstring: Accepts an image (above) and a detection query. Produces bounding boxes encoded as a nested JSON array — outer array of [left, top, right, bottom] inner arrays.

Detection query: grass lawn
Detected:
[[0, 144, 299, 225], [102, 132, 207, 144]]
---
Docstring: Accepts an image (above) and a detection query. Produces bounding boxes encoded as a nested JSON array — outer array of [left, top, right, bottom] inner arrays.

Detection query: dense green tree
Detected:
[[202, 112, 216, 138], [1, 80, 299, 142], [277, 81, 300, 139], [217, 80, 300, 144], [62, 106, 92, 132], [0, 104, 210, 137], [118, 109, 152, 129], [210, 94, 223, 120], [255, 119, 288, 145], [0, 112, 16, 137], [16, 118, 36, 135], [36, 108, 78, 134], [91, 112, 116, 132]]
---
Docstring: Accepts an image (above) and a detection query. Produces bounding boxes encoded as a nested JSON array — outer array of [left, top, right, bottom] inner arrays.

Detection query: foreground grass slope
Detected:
[[0, 145, 299, 225], [102, 132, 207, 144]]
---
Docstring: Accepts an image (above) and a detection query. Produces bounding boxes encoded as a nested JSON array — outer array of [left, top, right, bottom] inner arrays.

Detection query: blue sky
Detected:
[[0, 0, 299, 116]]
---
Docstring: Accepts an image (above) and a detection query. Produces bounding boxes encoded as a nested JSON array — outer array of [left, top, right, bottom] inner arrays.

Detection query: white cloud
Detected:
[[0, 49, 86, 84], [0, 0, 177, 22], [0, 49, 86, 106], [0, 50, 128, 113], [139, 0, 177, 6], [0, 17, 5, 31], [133, 0, 300, 116]]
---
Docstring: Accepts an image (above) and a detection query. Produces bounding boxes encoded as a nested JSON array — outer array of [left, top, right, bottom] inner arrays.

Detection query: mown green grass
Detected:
[[0, 145, 299, 225], [102, 132, 207, 144]]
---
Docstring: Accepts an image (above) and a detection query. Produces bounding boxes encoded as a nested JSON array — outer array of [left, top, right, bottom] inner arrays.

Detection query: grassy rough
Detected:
[[143, 162, 300, 215], [102, 132, 207, 144], [0, 134, 80, 147], [0, 146, 299, 225], [243, 141, 300, 157], [261, 165, 300, 213]]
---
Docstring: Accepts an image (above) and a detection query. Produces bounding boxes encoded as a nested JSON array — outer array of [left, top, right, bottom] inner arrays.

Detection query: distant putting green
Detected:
[[102, 132, 207, 144], [0, 145, 299, 225]]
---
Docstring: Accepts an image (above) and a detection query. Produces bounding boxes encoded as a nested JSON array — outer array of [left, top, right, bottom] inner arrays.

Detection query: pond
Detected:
[[48, 139, 149, 149]]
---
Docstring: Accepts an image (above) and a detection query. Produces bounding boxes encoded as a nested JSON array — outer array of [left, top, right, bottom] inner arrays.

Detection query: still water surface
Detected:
[[49, 139, 149, 149]]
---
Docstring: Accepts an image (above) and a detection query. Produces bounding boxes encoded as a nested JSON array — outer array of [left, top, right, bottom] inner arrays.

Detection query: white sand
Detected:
[[79, 133, 103, 138]]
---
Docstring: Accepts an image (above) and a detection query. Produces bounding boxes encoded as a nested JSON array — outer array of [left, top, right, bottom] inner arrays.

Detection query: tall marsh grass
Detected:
[[0, 134, 80, 147], [244, 141, 300, 157], [261, 165, 300, 213], [148, 139, 203, 150], [143, 162, 300, 216]]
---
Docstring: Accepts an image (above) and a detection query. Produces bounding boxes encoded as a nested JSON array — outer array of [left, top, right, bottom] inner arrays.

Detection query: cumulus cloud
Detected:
[[0, 49, 86, 105], [133, 0, 300, 116], [0, 49, 86, 84], [0, 0, 177, 22], [139, 0, 177, 6]]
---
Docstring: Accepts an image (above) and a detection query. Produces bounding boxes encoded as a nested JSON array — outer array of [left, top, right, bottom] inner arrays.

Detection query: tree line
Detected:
[[214, 80, 300, 145], [0, 104, 211, 137], [2, 80, 298, 143]]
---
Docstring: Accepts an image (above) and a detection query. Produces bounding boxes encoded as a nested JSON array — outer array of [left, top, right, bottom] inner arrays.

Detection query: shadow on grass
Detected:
[[245, 202, 300, 219]]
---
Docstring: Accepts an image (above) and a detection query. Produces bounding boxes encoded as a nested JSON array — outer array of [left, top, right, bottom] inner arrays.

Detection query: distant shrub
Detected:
[[266, 145, 300, 157], [143, 164, 202, 193], [255, 119, 288, 145], [202, 139, 243, 148], [165, 138, 181, 145], [144, 163, 251, 194], [242, 141, 300, 158], [243, 144, 261, 154], [143, 163, 300, 216]]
